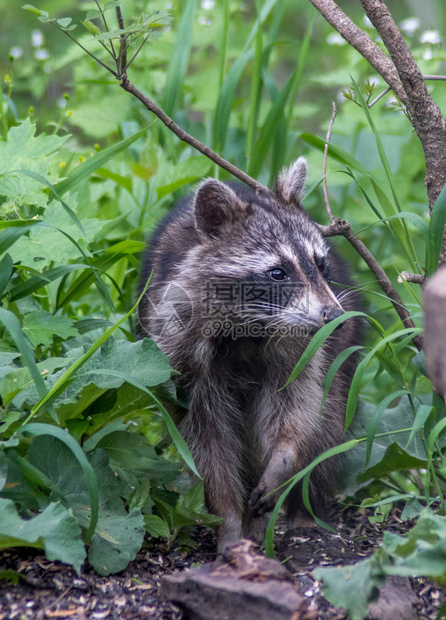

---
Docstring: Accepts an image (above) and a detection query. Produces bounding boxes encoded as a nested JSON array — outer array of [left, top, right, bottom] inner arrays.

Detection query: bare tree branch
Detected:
[[360, 0, 446, 217], [307, 0, 408, 105], [119, 76, 271, 195], [308, 0, 446, 264], [398, 271, 425, 285]]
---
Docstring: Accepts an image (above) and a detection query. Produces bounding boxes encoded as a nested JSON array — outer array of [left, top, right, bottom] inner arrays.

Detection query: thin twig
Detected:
[[94, 0, 117, 60], [323, 102, 337, 222], [368, 76, 446, 108], [116, 6, 127, 77], [398, 271, 426, 285], [119, 76, 271, 194], [320, 219, 423, 350], [123, 32, 151, 73], [368, 86, 391, 108], [53, 24, 117, 76]]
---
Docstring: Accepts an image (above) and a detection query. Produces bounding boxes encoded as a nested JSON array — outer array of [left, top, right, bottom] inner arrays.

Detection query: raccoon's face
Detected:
[[192, 158, 345, 336]]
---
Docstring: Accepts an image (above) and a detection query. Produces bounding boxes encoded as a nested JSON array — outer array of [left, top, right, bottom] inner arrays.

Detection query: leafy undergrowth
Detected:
[[2, 2, 446, 617]]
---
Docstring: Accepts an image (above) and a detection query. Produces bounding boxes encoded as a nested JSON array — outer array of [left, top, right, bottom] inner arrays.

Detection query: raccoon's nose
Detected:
[[322, 307, 345, 330]]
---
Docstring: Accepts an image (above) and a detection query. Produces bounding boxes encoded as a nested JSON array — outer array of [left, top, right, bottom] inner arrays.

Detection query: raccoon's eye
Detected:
[[315, 255, 327, 275], [268, 267, 289, 281]]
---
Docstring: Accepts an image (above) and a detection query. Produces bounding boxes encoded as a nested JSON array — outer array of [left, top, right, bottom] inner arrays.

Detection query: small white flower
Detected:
[[327, 33, 345, 46], [201, 0, 215, 9], [400, 17, 420, 36], [363, 15, 374, 28], [35, 49, 49, 60], [31, 29, 43, 47], [198, 16, 211, 26], [57, 97, 67, 109], [9, 46, 23, 59], [420, 30, 441, 45], [423, 49, 434, 61]]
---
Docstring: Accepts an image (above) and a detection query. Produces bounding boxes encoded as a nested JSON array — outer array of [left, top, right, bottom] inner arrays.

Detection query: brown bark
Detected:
[[360, 0, 446, 261], [309, 0, 446, 265]]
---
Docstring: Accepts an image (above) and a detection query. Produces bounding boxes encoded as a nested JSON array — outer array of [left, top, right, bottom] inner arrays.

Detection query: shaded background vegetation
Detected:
[[1, 1, 446, 614]]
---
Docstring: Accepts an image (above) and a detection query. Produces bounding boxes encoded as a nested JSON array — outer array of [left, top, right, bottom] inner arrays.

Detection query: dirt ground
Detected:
[[0, 503, 444, 620]]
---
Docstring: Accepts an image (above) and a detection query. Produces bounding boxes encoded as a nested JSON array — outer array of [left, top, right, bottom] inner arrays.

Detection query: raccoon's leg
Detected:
[[180, 387, 246, 552], [247, 373, 331, 520]]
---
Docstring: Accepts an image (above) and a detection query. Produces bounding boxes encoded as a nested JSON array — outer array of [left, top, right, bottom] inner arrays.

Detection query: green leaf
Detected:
[[81, 19, 101, 36], [96, 431, 180, 485], [0, 254, 13, 298], [357, 442, 427, 484], [0, 119, 68, 208], [10, 199, 103, 269], [22, 4, 49, 18], [22, 310, 78, 348], [156, 157, 212, 199], [426, 182, 446, 275], [300, 133, 370, 175], [18, 424, 99, 544], [0, 308, 54, 419], [88, 508, 144, 576], [53, 124, 152, 197], [144, 514, 170, 539], [0, 498, 85, 575], [213, 51, 253, 151], [314, 555, 385, 620]]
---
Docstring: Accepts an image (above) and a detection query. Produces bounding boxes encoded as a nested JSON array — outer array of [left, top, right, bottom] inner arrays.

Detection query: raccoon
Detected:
[[138, 158, 362, 551]]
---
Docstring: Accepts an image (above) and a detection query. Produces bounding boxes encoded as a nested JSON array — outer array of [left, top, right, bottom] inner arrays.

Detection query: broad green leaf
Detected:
[[144, 514, 170, 538], [22, 310, 78, 348], [96, 431, 180, 485], [0, 498, 85, 575], [156, 157, 212, 199], [314, 555, 385, 620], [10, 199, 103, 269], [13, 339, 172, 414], [0, 308, 54, 419], [19, 423, 99, 543], [0, 119, 68, 208], [357, 442, 427, 484], [88, 508, 144, 576]]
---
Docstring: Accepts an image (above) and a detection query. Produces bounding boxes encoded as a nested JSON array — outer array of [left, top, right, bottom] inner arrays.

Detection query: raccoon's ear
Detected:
[[194, 180, 243, 238], [275, 157, 307, 206]]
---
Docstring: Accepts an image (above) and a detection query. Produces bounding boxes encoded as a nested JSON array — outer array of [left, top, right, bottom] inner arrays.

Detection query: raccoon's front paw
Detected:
[[248, 485, 275, 517]]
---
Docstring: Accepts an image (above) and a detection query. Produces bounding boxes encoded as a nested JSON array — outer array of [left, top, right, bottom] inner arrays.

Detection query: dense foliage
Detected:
[[1, 0, 446, 616]]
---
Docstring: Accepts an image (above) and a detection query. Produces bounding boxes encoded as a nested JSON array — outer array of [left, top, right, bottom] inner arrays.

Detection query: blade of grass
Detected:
[[426, 182, 446, 275], [24, 277, 152, 423], [162, 0, 197, 117], [79, 369, 198, 477], [286, 15, 313, 127], [264, 438, 360, 556], [351, 78, 419, 270], [345, 327, 423, 431], [0, 308, 57, 422], [300, 133, 370, 175], [54, 124, 152, 197], [246, 0, 264, 163]]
